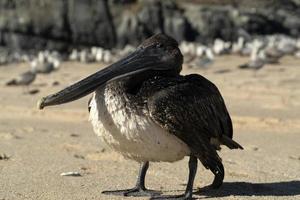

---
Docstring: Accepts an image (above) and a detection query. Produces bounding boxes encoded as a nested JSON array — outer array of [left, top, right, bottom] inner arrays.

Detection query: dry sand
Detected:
[[0, 55, 299, 200]]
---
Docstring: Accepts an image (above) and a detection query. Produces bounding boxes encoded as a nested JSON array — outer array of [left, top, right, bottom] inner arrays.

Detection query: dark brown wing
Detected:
[[147, 74, 242, 170]]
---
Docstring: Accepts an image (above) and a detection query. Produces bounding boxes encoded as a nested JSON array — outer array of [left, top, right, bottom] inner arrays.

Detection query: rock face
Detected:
[[68, 0, 116, 48], [0, 0, 299, 51], [184, 6, 236, 43], [114, 0, 195, 47], [162, 1, 195, 42], [0, 0, 115, 51], [0, 0, 70, 50]]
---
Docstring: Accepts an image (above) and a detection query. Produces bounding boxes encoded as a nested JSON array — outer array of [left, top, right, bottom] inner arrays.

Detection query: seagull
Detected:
[[69, 49, 79, 61], [213, 39, 231, 55], [188, 48, 214, 69], [239, 45, 265, 70], [30, 51, 60, 74], [238, 58, 265, 70], [6, 70, 36, 86], [38, 34, 243, 200], [79, 49, 95, 63]]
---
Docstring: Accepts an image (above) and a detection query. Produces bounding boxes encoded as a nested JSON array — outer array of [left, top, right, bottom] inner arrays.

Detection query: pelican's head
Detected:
[[38, 34, 183, 109]]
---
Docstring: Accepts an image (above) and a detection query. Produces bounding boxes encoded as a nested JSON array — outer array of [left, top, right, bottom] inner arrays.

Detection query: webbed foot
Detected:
[[102, 186, 161, 197], [150, 193, 194, 200]]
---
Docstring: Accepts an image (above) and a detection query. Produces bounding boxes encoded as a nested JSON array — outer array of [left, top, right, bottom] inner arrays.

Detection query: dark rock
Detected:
[[277, 9, 300, 36], [0, 0, 115, 50], [2, 33, 46, 50], [0, 31, 3, 45], [0, 0, 299, 51], [138, 0, 163, 36], [115, 0, 195, 47], [109, 0, 136, 4], [67, 0, 116, 48], [116, 12, 146, 47], [238, 11, 289, 35], [0, 0, 69, 39], [28, 89, 40, 95], [162, 1, 196, 42], [184, 6, 236, 43], [2, 32, 69, 51]]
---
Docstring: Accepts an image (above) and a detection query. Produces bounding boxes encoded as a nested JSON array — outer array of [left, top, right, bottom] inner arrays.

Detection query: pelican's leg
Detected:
[[151, 155, 197, 200], [210, 160, 224, 189], [102, 161, 161, 197]]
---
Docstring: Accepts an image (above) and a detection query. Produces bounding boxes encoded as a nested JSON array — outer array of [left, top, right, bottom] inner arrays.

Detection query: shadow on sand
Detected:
[[196, 181, 300, 198]]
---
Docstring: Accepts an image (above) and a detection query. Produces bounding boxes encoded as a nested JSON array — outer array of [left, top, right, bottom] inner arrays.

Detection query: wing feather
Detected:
[[147, 74, 241, 168]]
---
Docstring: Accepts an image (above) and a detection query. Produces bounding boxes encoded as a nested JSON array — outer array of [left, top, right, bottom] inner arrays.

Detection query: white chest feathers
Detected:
[[89, 88, 190, 162]]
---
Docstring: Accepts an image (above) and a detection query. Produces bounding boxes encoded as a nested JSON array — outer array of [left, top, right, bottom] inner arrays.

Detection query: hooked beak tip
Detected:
[[37, 97, 46, 110]]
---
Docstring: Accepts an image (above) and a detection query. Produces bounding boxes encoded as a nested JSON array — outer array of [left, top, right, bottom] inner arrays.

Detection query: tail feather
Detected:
[[221, 135, 243, 149]]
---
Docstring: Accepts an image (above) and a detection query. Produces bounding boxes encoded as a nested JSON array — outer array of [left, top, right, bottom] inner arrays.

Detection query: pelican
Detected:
[[38, 34, 243, 200]]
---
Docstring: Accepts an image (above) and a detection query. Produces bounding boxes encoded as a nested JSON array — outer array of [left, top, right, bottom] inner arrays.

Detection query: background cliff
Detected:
[[0, 0, 299, 51]]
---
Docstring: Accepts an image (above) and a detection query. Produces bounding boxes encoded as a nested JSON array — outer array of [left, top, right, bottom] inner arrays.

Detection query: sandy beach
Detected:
[[0, 55, 299, 200]]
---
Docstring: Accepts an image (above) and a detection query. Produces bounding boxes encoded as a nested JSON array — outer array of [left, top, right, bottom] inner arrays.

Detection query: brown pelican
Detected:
[[38, 34, 243, 200]]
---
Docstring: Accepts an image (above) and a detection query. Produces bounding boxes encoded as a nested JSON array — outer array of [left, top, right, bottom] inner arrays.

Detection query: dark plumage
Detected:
[[123, 73, 242, 188]]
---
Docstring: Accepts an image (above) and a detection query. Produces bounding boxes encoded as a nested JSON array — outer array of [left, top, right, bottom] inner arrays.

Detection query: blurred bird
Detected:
[[239, 58, 265, 70], [277, 40, 297, 55], [188, 48, 214, 69], [79, 49, 95, 63], [239, 46, 265, 70], [30, 58, 55, 74], [69, 49, 79, 61], [263, 47, 283, 64], [232, 37, 245, 55], [30, 51, 61, 74], [95, 48, 104, 62], [103, 50, 114, 64], [294, 50, 300, 59], [213, 39, 231, 55], [6, 70, 36, 86]]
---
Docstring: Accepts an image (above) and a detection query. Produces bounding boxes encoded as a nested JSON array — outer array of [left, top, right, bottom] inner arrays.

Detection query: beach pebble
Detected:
[[80, 166, 88, 171], [52, 81, 60, 86], [252, 147, 259, 151], [100, 148, 106, 153], [74, 154, 85, 159], [60, 171, 81, 177], [28, 89, 40, 95], [70, 133, 79, 137]]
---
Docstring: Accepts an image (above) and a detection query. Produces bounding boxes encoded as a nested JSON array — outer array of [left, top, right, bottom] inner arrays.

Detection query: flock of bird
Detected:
[[180, 34, 300, 70], [3, 34, 300, 91]]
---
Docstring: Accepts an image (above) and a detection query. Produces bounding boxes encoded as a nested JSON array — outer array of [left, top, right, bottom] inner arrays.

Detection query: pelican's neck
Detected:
[[107, 70, 179, 95]]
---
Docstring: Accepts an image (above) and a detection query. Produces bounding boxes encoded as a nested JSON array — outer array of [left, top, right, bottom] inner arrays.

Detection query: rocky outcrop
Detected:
[[68, 0, 116, 48], [0, 0, 115, 51], [114, 0, 195, 47], [0, 0, 299, 51]]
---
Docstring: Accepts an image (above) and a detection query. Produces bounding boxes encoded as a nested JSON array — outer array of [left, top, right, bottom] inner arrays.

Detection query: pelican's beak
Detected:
[[38, 47, 170, 109]]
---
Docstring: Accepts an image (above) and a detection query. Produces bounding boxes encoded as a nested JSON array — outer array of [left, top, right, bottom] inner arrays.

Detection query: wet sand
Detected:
[[0, 55, 299, 200]]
